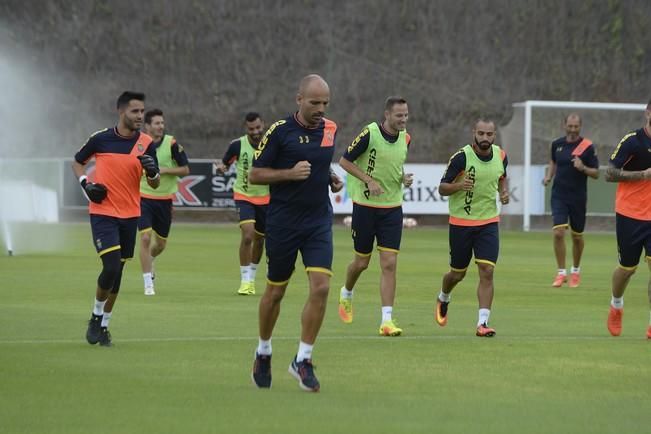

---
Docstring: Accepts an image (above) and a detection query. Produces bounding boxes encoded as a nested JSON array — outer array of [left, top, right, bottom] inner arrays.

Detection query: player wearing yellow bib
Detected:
[[337, 97, 413, 336], [215, 112, 269, 295], [138, 109, 190, 295], [434, 118, 509, 337]]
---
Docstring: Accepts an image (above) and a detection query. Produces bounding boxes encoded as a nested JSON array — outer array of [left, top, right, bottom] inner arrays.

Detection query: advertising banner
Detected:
[[63, 159, 546, 215], [329, 164, 546, 215], [64, 159, 238, 208]]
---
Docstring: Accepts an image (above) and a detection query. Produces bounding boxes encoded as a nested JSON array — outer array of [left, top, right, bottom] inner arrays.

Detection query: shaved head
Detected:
[[298, 74, 329, 95], [296, 74, 330, 127]]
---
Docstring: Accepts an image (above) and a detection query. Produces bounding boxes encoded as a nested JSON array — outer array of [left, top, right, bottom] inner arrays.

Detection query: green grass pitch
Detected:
[[0, 223, 649, 434]]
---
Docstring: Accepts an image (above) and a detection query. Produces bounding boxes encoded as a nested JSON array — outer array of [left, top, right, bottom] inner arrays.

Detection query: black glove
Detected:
[[80, 178, 108, 204], [138, 155, 159, 178]]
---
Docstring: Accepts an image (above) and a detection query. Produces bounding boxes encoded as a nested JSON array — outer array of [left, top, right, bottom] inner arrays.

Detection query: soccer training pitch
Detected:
[[0, 224, 648, 434]]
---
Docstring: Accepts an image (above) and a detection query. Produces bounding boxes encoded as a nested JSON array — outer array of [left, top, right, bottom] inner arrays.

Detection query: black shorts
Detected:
[[449, 222, 499, 271], [90, 214, 138, 259], [138, 198, 173, 238], [236, 200, 267, 236], [351, 203, 403, 256], [265, 223, 333, 284], [616, 213, 651, 269], [551, 196, 587, 233]]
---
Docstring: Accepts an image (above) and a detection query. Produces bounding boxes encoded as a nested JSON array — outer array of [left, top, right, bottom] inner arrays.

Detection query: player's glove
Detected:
[[79, 176, 108, 204], [138, 155, 159, 178]]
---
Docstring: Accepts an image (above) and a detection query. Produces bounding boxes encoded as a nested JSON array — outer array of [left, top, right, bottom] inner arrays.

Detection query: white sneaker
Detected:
[[144, 285, 155, 296]]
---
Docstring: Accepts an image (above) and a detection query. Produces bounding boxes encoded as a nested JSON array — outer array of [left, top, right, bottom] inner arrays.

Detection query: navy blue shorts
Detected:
[[551, 196, 586, 233], [236, 200, 267, 236], [351, 203, 403, 255], [90, 214, 138, 259], [616, 213, 651, 268], [265, 224, 333, 284], [138, 198, 173, 238], [449, 222, 499, 271]]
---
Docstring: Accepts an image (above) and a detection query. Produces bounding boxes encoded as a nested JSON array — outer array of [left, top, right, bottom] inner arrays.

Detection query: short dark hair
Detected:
[[245, 112, 261, 123], [145, 109, 164, 125], [474, 117, 496, 129], [384, 96, 407, 111], [116, 91, 145, 109]]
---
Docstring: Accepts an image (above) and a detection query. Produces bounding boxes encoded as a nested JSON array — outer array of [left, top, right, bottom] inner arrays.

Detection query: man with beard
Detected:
[[542, 113, 599, 288], [138, 108, 190, 296], [433, 118, 509, 337], [248, 75, 343, 392], [215, 112, 269, 295], [604, 99, 651, 339], [336, 96, 413, 336], [72, 91, 160, 346]]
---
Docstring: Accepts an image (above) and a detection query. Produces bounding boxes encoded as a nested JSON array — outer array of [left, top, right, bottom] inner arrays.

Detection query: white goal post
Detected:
[[511, 100, 648, 232]]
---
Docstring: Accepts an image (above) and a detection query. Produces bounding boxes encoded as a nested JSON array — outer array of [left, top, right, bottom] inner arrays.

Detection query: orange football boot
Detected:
[[552, 273, 566, 287], [476, 323, 496, 337], [607, 306, 623, 336], [435, 299, 449, 326], [568, 272, 580, 288]]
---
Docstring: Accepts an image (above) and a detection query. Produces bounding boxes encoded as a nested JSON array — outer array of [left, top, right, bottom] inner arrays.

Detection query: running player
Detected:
[[434, 118, 509, 337], [72, 91, 160, 346], [248, 74, 343, 392], [604, 99, 651, 339], [215, 112, 269, 295], [138, 109, 190, 295], [337, 96, 413, 336], [542, 113, 599, 287]]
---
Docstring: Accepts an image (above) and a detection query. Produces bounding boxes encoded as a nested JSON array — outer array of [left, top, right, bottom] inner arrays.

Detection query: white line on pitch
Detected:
[[0, 334, 643, 345]]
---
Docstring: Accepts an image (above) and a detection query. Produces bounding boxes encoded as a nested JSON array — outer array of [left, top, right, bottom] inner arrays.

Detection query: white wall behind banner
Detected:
[[329, 164, 546, 215]]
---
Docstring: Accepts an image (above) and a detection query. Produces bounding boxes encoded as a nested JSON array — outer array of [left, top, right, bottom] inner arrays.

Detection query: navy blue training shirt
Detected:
[[221, 139, 240, 165], [550, 136, 599, 200], [252, 113, 337, 229], [253, 114, 337, 229]]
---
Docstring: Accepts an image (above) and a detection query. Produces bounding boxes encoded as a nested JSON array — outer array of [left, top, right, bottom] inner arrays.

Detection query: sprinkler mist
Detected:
[[1, 218, 12, 257]]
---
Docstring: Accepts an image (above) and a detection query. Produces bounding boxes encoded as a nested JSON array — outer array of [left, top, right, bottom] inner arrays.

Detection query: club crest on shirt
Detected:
[[138, 143, 144, 152], [557, 146, 563, 152], [95, 238, 102, 250]]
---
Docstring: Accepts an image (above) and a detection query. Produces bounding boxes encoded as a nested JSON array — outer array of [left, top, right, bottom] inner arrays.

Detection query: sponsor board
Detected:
[[64, 159, 238, 209], [330, 164, 546, 215], [63, 160, 546, 215]]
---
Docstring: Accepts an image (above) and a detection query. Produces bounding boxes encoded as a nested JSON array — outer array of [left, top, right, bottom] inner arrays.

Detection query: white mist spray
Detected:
[[1, 218, 12, 256], [0, 49, 77, 255]]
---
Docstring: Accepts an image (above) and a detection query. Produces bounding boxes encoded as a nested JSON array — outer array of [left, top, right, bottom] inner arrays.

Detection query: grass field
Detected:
[[1, 223, 649, 434]]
